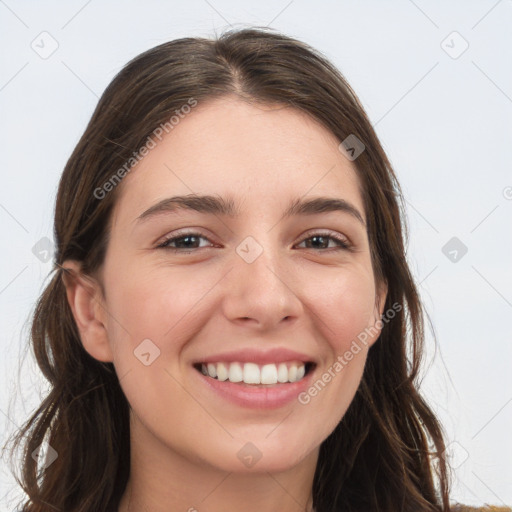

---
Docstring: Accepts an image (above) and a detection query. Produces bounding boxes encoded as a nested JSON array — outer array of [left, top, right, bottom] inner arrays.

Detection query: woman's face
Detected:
[[73, 96, 386, 475]]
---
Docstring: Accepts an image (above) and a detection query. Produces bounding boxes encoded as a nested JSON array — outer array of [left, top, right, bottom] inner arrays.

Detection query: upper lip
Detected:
[[194, 347, 316, 365]]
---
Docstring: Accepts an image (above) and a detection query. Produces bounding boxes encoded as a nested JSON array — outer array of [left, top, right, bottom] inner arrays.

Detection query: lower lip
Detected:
[[193, 366, 315, 409]]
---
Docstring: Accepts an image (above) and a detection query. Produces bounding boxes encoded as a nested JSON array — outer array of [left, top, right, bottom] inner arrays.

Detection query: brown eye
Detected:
[[157, 232, 213, 252], [295, 232, 352, 251]]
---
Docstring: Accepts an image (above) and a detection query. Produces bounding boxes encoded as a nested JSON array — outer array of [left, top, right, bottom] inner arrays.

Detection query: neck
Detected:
[[121, 474, 316, 512]]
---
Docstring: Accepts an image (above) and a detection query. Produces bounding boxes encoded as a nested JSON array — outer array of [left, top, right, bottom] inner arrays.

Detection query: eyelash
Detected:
[[156, 230, 353, 253]]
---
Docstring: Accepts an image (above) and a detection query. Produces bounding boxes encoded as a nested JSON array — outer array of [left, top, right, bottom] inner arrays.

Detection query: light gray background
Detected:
[[1, 1, 511, 510]]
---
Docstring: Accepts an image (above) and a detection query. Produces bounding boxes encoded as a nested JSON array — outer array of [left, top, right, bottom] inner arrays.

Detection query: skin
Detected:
[[63, 96, 387, 512]]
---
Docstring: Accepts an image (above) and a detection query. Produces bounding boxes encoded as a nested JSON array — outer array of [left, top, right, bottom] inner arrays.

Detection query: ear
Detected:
[[61, 260, 114, 363], [375, 279, 388, 319], [367, 279, 389, 348]]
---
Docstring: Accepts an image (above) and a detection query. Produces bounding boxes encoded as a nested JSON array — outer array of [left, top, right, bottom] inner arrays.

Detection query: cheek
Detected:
[[294, 270, 377, 440], [102, 263, 220, 361], [307, 266, 378, 354]]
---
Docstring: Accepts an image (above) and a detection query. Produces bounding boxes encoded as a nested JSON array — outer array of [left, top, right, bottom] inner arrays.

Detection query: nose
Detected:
[[220, 235, 303, 331]]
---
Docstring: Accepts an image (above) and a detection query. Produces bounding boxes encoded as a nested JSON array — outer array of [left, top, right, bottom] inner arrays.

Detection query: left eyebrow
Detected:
[[282, 196, 365, 226], [135, 194, 366, 227]]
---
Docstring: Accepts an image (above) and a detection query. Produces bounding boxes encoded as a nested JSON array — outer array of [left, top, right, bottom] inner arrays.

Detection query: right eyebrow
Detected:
[[135, 194, 239, 222]]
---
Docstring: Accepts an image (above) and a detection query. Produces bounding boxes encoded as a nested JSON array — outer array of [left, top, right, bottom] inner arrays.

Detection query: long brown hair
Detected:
[[4, 27, 452, 511]]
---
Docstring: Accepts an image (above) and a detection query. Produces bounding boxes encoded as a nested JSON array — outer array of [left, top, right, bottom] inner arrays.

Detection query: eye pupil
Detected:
[[306, 235, 328, 249], [175, 235, 199, 248]]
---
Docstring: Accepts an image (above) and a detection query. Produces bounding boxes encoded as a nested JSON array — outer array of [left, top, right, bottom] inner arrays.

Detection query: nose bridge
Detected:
[[223, 231, 301, 325], [235, 232, 286, 287]]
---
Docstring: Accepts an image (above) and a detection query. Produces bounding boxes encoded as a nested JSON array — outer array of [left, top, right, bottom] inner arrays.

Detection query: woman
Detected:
[[5, 26, 464, 512]]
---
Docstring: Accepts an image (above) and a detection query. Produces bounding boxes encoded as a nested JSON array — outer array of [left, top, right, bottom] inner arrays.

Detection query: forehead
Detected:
[[112, 96, 364, 225]]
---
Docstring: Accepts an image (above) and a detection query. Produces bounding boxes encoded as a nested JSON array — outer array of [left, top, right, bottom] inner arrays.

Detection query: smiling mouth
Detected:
[[193, 361, 316, 386]]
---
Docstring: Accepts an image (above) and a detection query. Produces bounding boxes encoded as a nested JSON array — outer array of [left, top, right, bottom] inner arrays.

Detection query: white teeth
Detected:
[[277, 363, 288, 383], [228, 362, 243, 383], [260, 364, 278, 384], [243, 363, 260, 384], [217, 362, 228, 381], [199, 361, 309, 384], [288, 364, 298, 382], [207, 363, 217, 378]]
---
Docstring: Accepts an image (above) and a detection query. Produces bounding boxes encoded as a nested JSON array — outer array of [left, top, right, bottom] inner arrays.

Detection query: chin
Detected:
[[202, 434, 319, 474]]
